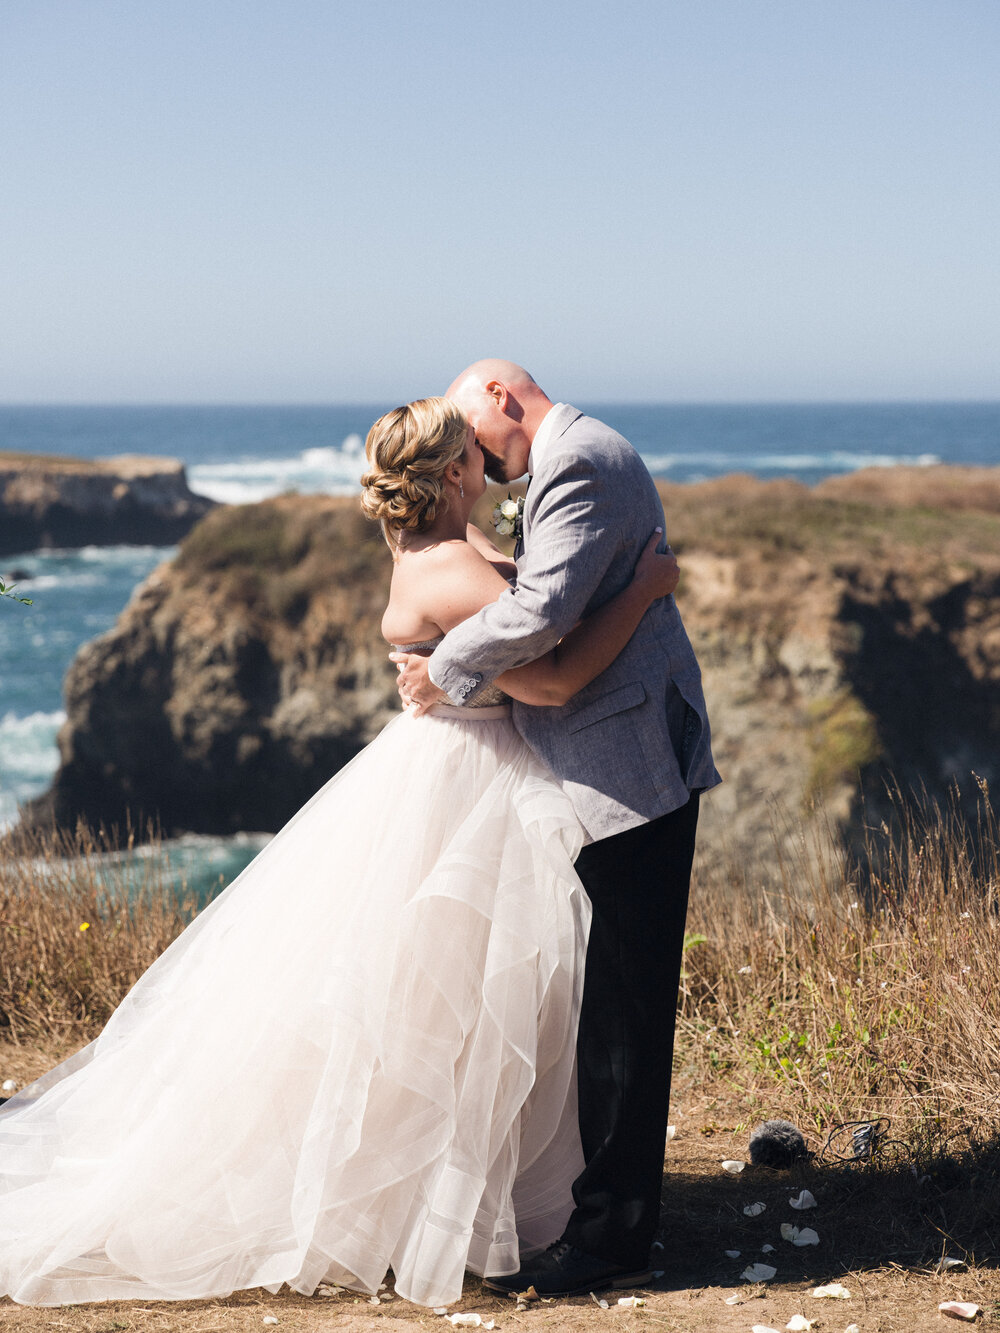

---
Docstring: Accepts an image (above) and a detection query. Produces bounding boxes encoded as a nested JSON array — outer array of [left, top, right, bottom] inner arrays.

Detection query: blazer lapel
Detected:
[[515, 407, 582, 562], [513, 477, 530, 561]]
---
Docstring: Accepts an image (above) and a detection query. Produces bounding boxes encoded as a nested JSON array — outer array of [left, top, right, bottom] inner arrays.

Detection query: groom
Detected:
[[393, 360, 720, 1297]]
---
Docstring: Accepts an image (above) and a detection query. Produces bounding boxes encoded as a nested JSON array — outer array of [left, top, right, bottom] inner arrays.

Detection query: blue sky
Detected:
[[2, 0, 998, 403]]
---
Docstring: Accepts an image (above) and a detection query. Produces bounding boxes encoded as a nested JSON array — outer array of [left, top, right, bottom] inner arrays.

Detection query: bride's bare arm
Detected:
[[390, 532, 677, 708]]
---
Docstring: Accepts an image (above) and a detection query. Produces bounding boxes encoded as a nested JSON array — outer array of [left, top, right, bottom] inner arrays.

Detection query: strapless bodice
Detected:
[[392, 638, 511, 708], [393, 638, 446, 653]]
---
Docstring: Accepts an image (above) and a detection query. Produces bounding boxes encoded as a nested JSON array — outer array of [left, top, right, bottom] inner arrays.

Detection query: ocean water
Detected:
[[2, 401, 998, 502], [2, 401, 997, 895]]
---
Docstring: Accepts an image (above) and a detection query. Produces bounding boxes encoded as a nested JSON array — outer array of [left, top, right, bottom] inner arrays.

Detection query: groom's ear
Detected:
[[486, 379, 524, 424]]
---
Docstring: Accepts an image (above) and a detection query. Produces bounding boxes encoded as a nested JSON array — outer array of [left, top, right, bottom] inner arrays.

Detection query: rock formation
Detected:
[[26, 495, 396, 835], [25, 467, 1000, 878], [0, 451, 215, 555]]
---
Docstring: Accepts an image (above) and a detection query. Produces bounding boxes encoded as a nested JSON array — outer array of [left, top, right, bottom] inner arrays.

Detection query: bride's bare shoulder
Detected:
[[389, 539, 511, 636], [395, 537, 496, 578]]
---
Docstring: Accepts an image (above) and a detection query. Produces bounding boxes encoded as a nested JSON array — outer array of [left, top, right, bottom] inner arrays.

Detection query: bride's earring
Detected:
[[459, 481, 464, 498]]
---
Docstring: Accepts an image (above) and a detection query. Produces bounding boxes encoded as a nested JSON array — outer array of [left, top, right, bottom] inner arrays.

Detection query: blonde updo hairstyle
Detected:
[[361, 397, 469, 545]]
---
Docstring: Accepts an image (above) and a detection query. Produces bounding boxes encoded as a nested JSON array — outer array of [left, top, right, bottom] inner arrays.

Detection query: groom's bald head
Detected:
[[446, 359, 541, 401], [445, 359, 553, 482]]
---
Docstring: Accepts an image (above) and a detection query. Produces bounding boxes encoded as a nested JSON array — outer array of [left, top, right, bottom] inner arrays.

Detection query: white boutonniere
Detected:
[[491, 493, 525, 542]]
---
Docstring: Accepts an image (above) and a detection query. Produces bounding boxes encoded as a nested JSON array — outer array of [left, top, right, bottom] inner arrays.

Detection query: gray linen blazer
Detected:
[[429, 407, 720, 841]]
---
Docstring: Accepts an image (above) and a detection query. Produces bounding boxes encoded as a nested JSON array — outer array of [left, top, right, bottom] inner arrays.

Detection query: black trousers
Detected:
[[561, 792, 700, 1267]]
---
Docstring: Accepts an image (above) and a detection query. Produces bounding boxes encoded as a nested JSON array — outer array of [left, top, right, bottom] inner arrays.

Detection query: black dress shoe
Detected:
[[483, 1240, 653, 1298]]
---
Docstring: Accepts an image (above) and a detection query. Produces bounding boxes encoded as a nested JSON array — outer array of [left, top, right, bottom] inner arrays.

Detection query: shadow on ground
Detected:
[[653, 1129, 1000, 1294]]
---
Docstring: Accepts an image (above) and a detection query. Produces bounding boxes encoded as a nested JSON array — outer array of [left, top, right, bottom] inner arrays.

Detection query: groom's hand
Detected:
[[388, 652, 449, 716]]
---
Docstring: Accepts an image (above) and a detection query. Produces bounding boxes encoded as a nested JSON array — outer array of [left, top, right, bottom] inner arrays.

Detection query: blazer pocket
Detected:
[[565, 681, 647, 734]]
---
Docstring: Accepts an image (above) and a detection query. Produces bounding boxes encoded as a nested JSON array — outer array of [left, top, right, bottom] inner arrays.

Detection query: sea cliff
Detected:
[[0, 451, 214, 555], [25, 467, 1000, 871]]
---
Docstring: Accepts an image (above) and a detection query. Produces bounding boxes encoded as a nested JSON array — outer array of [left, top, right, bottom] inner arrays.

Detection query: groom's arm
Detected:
[[426, 454, 626, 705]]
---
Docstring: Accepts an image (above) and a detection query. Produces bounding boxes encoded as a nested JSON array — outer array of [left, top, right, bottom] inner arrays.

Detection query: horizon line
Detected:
[[2, 398, 999, 410]]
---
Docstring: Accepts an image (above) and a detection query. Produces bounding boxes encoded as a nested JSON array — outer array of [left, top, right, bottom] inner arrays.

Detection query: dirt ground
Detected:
[[2, 1041, 998, 1333]]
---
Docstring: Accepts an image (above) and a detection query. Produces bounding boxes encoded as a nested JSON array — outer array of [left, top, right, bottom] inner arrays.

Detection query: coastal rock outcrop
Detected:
[[26, 467, 1000, 875], [0, 451, 215, 555], [669, 468, 1000, 871], [27, 496, 396, 835]]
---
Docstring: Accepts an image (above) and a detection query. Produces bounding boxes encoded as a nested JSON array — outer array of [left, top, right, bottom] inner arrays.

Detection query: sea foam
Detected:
[[189, 436, 366, 505]]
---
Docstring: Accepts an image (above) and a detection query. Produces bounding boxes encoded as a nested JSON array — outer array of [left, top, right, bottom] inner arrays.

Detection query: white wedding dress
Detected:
[[0, 685, 590, 1308]]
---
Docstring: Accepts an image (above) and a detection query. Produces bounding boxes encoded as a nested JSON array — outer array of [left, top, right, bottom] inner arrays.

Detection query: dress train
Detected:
[[0, 705, 589, 1308]]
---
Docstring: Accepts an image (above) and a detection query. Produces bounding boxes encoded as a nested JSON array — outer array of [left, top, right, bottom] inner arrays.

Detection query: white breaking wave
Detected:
[[16, 570, 105, 591], [189, 439, 943, 502], [77, 544, 169, 562], [0, 709, 66, 779], [6, 547, 175, 590], [0, 709, 66, 831], [642, 449, 941, 475], [189, 436, 367, 505]]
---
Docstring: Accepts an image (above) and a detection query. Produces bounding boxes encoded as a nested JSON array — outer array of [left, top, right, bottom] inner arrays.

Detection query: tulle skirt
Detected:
[[0, 704, 589, 1308]]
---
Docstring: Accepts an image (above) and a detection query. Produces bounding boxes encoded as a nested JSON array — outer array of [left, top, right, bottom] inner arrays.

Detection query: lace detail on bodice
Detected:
[[392, 638, 511, 707], [393, 638, 445, 653], [461, 682, 511, 707]]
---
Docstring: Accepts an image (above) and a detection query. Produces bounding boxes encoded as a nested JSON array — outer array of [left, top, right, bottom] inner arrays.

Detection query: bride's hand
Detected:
[[388, 651, 450, 716], [632, 528, 679, 601]]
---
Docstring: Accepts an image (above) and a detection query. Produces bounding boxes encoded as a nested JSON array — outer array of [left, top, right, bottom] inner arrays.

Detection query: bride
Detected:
[[0, 398, 677, 1310]]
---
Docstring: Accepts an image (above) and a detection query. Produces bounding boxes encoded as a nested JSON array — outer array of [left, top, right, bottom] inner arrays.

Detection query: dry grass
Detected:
[[3, 791, 1000, 1325], [679, 778, 1000, 1150], [5, 784, 1000, 1140], [0, 822, 195, 1042]]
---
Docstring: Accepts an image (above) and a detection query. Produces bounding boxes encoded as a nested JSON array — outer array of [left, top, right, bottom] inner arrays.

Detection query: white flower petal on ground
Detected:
[[751, 1325, 780, 1333], [738, 965, 752, 974], [665, 1125, 677, 1143], [724, 1293, 742, 1305], [433, 1307, 449, 1315], [789, 1189, 817, 1210], [722, 1159, 747, 1173], [785, 1317, 816, 1331], [761, 1244, 775, 1253], [936, 1256, 965, 1272], [1, 1079, 17, 1092], [447, 1315, 483, 1327], [725, 1249, 741, 1258], [368, 1296, 381, 1305], [743, 1201, 767, 1217], [590, 1292, 610, 1309], [811, 1282, 851, 1299], [845, 1325, 861, 1333], [740, 1262, 777, 1282], [939, 1302, 982, 1321], [781, 1224, 820, 1246], [262, 1319, 278, 1327], [617, 1296, 645, 1307]]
